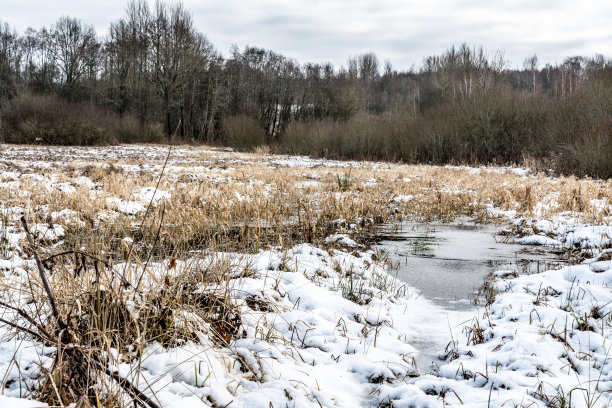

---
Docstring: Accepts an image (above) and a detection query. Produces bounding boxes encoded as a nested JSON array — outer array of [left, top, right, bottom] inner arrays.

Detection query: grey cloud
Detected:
[[2, 0, 612, 70]]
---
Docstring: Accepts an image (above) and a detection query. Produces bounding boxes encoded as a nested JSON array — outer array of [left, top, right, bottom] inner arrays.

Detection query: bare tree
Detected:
[[523, 54, 538, 94], [0, 22, 22, 102], [42, 16, 100, 99], [357, 52, 379, 82]]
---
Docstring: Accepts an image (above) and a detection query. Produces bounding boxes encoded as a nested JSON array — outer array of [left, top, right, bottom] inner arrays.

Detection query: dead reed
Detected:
[[0, 144, 610, 405]]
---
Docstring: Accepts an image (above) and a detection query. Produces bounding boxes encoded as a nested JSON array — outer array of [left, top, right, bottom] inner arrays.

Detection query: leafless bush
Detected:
[[1, 94, 118, 145], [221, 115, 267, 150], [115, 115, 165, 144]]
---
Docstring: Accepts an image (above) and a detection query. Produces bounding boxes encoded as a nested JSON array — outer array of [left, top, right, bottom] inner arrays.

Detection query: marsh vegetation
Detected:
[[0, 145, 610, 406]]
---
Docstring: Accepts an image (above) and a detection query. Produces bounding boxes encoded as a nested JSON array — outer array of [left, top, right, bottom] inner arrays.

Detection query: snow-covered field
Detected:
[[0, 144, 610, 407]]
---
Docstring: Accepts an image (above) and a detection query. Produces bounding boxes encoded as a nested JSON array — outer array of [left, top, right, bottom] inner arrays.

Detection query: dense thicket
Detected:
[[1, 2, 611, 178]]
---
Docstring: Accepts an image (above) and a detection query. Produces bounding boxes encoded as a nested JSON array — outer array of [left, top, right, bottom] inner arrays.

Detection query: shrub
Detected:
[[221, 115, 267, 151], [280, 87, 612, 179], [1, 94, 117, 145], [281, 113, 416, 161], [115, 115, 165, 144], [554, 119, 612, 179]]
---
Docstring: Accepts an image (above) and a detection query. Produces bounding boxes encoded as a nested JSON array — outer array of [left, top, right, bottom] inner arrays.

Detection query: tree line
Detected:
[[1, 1, 611, 178]]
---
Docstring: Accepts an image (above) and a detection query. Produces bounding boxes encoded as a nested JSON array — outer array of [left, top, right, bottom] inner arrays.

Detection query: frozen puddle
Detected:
[[374, 222, 566, 372]]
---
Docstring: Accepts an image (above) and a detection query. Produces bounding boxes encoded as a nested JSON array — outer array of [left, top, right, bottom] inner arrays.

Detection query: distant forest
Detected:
[[1, 1, 611, 178]]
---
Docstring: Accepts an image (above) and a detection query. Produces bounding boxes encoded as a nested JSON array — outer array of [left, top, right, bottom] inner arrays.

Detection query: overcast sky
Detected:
[[2, 0, 612, 70]]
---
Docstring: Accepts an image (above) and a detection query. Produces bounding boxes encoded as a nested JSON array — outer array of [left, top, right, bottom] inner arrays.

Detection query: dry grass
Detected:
[[1, 144, 610, 256], [0, 217, 245, 407], [0, 144, 610, 405]]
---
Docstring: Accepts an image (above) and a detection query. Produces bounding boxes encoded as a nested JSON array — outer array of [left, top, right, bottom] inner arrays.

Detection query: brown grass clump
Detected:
[[0, 215, 245, 407]]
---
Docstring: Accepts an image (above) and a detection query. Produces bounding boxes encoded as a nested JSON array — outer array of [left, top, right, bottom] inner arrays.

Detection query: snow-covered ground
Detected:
[[375, 216, 612, 407], [0, 145, 610, 407]]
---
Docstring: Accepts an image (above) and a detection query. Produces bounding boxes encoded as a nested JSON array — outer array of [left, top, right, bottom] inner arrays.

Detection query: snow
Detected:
[[30, 223, 65, 242], [295, 180, 322, 189], [7, 238, 605, 406], [0, 396, 48, 407], [392, 195, 414, 203], [138, 187, 171, 204], [324, 233, 359, 247], [73, 175, 96, 189], [565, 225, 612, 249], [0, 144, 610, 407], [589, 260, 612, 272], [518, 234, 562, 246], [103, 245, 435, 407], [55, 182, 76, 194], [106, 197, 146, 215]]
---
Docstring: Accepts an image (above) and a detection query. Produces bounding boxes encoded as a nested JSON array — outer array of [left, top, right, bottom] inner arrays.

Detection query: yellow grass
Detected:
[[1, 144, 611, 260], [0, 144, 610, 406]]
